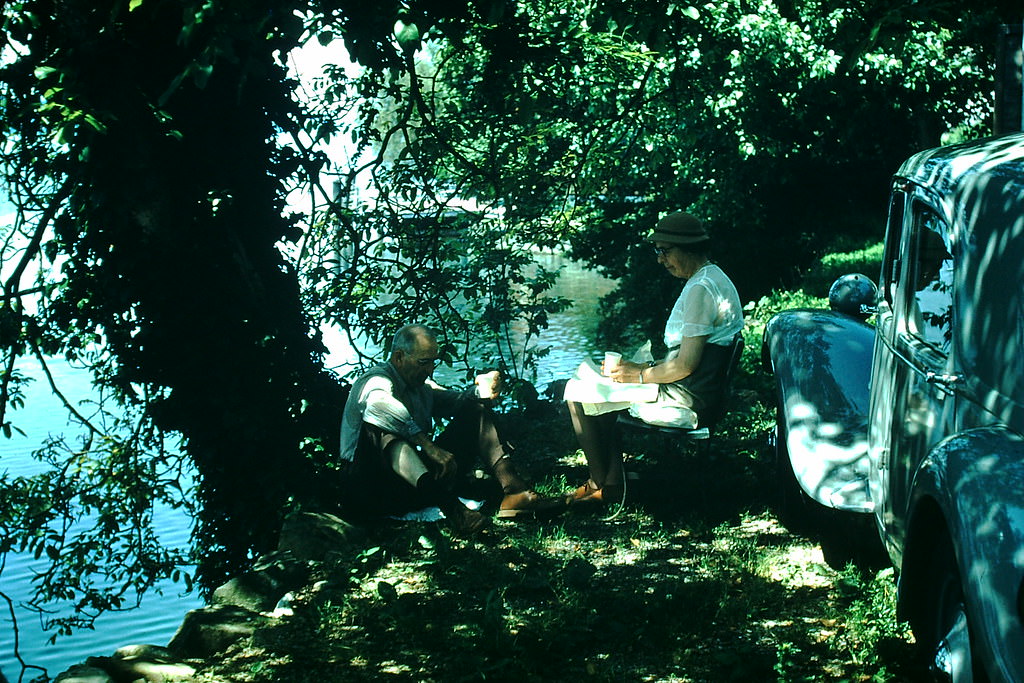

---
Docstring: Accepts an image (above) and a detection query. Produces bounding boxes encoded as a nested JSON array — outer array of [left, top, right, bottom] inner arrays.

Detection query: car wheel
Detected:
[[772, 404, 887, 569], [772, 406, 812, 533], [915, 537, 987, 683]]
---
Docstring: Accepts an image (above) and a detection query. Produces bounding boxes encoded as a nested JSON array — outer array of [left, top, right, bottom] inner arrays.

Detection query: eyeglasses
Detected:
[[654, 245, 675, 256], [416, 357, 440, 368]]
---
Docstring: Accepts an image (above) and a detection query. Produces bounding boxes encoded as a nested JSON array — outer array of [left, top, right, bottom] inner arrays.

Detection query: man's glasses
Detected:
[[654, 245, 675, 256], [416, 358, 440, 368]]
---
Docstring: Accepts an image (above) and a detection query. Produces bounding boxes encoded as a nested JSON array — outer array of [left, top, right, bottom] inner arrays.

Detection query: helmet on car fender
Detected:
[[828, 274, 877, 319]]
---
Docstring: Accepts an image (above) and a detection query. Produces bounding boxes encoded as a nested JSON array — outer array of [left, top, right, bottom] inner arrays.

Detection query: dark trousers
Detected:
[[340, 401, 511, 517]]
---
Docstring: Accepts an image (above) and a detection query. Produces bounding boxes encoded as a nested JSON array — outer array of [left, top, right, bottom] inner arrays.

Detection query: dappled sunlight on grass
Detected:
[[555, 448, 588, 468], [764, 544, 834, 589], [196, 391, 919, 682]]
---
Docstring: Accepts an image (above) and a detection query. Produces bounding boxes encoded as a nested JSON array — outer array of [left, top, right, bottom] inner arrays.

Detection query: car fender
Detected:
[[900, 427, 1024, 683], [762, 309, 876, 511]]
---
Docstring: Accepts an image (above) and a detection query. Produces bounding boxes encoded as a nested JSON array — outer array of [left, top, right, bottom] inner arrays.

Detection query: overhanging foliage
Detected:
[[0, 0, 1020, 664]]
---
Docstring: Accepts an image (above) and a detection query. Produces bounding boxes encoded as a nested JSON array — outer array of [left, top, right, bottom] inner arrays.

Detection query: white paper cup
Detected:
[[603, 352, 622, 376], [476, 370, 500, 399]]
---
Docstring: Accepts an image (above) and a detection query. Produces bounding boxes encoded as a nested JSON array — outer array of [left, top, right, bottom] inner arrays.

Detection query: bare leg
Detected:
[[387, 440, 430, 486], [437, 401, 528, 492], [567, 401, 623, 488]]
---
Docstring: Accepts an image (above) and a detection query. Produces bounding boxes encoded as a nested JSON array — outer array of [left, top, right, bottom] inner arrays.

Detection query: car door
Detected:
[[885, 196, 957, 558], [869, 188, 958, 557], [868, 188, 907, 556]]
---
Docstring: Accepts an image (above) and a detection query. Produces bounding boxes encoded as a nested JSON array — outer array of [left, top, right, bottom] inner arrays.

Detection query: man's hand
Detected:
[[421, 440, 458, 481], [474, 370, 502, 401]]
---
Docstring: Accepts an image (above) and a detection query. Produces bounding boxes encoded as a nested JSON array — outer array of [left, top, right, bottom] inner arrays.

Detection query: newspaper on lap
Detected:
[[562, 342, 699, 429]]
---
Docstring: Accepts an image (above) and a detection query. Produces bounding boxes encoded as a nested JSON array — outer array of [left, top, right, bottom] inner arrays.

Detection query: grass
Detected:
[[192, 333, 922, 682], [195, 245, 916, 682], [799, 241, 884, 298]]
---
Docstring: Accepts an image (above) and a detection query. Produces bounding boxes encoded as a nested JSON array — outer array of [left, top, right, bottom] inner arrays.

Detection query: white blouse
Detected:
[[663, 263, 743, 351]]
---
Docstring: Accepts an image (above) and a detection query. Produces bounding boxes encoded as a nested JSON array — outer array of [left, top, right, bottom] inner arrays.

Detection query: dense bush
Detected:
[[800, 242, 885, 298]]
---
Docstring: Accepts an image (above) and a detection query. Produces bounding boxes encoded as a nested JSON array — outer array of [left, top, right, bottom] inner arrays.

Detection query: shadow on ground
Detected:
[[202, 401, 925, 682]]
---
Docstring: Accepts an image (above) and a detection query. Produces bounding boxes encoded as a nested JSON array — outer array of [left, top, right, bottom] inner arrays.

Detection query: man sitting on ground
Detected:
[[338, 324, 563, 535]]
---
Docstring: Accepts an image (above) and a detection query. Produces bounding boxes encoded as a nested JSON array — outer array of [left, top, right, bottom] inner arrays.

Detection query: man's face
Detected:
[[393, 335, 440, 387]]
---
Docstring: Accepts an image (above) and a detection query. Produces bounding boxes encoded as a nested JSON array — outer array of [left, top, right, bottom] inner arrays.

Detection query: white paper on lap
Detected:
[[562, 359, 659, 414]]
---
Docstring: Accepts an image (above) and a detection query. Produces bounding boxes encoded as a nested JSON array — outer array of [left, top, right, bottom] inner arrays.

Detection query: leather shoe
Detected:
[[443, 502, 488, 537], [497, 489, 567, 519], [568, 480, 624, 506]]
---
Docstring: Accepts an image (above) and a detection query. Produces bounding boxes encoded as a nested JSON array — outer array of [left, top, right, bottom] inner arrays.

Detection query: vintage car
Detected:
[[763, 132, 1024, 683]]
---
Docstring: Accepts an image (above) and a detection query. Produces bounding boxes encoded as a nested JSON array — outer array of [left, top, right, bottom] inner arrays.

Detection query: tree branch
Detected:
[[2, 180, 73, 304], [29, 339, 104, 437], [0, 590, 47, 683]]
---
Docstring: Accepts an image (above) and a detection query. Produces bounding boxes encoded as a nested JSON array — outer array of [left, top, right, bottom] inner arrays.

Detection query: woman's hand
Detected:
[[609, 360, 645, 384]]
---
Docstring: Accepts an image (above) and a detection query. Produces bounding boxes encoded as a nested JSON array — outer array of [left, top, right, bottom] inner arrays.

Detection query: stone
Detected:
[[86, 644, 197, 682], [308, 580, 351, 611], [53, 664, 114, 683], [112, 644, 174, 660], [268, 590, 296, 618], [276, 510, 365, 562], [211, 550, 309, 613], [85, 654, 195, 683], [167, 605, 267, 660]]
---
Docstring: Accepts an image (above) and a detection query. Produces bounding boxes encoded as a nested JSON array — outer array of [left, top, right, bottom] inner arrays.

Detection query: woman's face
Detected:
[[654, 242, 699, 279]]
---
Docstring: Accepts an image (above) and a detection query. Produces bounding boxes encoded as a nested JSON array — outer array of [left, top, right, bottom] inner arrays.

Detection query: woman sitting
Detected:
[[564, 211, 744, 506]]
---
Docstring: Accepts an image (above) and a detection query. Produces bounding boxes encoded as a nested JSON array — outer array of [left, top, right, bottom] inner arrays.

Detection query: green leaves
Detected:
[[0, 0, 1007, 651], [32, 65, 58, 80], [394, 18, 421, 52], [0, 413, 193, 636], [671, 5, 701, 21]]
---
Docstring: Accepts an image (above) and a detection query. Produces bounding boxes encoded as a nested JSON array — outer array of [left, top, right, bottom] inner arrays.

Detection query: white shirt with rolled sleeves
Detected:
[[339, 362, 460, 462]]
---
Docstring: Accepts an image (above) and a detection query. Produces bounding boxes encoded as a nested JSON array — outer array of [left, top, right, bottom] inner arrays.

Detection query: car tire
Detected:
[[772, 405, 814, 535], [773, 404, 887, 569], [913, 535, 988, 683]]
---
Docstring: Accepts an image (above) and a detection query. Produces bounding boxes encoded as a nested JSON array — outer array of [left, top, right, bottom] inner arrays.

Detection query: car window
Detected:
[[880, 190, 905, 307], [906, 203, 953, 353]]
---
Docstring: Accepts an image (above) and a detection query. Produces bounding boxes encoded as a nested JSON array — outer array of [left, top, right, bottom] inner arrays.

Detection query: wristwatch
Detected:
[[640, 361, 653, 383]]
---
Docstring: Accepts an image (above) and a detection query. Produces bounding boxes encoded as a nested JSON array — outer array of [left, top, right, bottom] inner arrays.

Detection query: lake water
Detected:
[[0, 358, 204, 682], [0, 255, 614, 681], [320, 252, 616, 390]]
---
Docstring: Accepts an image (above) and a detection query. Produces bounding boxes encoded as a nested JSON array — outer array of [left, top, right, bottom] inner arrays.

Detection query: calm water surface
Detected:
[[0, 359, 203, 682], [322, 253, 615, 388], [0, 255, 613, 680]]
